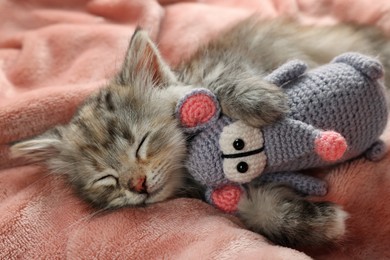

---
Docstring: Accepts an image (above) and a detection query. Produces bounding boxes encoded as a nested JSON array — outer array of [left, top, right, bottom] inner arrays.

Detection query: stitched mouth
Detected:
[[221, 147, 264, 159]]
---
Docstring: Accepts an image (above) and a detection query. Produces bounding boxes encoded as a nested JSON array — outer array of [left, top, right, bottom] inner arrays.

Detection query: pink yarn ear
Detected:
[[177, 89, 220, 130]]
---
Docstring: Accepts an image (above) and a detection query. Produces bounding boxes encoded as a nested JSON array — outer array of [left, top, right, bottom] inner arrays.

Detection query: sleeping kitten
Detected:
[[11, 30, 190, 209], [10, 17, 390, 247], [10, 27, 286, 209]]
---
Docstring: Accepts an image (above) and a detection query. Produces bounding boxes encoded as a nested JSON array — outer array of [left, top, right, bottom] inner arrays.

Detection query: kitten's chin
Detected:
[[107, 192, 148, 208], [104, 183, 178, 208], [145, 183, 176, 204]]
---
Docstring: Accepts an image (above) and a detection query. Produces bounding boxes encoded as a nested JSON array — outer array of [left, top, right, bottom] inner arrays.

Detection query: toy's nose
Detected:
[[315, 131, 347, 161], [128, 176, 147, 194]]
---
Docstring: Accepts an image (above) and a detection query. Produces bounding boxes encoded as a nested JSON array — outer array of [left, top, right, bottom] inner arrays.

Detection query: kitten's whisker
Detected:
[[63, 208, 107, 233], [17, 171, 54, 191]]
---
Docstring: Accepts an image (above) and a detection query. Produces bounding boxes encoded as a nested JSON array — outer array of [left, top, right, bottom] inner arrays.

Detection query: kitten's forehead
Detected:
[[62, 84, 178, 163], [83, 83, 172, 120]]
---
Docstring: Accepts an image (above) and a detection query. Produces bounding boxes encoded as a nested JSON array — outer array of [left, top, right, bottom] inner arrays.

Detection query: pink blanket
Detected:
[[1, 0, 390, 259]]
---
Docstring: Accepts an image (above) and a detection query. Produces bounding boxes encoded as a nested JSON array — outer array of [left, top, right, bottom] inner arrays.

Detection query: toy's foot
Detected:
[[365, 140, 387, 161], [211, 185, 243, 213], [315, 131, 347, 162]]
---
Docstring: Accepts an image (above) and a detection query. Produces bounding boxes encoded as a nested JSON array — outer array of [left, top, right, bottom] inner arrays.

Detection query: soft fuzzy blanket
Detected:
[[1, 0, 390, 259]]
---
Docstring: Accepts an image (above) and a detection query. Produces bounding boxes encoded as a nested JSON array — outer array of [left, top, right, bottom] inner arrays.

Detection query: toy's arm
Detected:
[[258, 172, 328, 196], [206, 185, 244, 214], [265, 60, 307, 87], [266, 118, 348, 163]]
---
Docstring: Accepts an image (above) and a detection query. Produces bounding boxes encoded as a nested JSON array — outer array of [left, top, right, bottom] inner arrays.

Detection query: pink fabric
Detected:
[[1, 0, 390, 259]]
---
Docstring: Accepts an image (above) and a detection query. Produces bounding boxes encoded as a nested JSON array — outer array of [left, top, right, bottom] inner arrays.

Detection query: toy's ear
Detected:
[[175, 88, 221, 133], [265, 60, 307, 87], [332, 52, 383, 80]]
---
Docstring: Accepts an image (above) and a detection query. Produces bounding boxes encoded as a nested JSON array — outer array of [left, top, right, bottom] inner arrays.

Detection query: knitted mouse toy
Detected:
[[176, 52, 388, 213]]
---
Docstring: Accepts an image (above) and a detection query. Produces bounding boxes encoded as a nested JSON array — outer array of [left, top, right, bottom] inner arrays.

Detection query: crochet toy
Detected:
[[176, 52, 388, 213]]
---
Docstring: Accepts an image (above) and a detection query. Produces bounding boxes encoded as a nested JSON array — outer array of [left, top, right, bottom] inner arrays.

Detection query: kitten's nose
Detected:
[[128, 176, 147, 194]]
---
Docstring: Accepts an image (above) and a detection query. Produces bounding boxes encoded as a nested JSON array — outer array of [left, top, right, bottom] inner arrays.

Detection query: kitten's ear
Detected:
[[116, 28, 177, 87], [10, 129, 62, 163]]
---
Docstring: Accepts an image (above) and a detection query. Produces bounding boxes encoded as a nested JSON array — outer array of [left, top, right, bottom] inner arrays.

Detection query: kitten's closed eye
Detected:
[[92, 174, 119, 188], [135, 132, 149, 159]]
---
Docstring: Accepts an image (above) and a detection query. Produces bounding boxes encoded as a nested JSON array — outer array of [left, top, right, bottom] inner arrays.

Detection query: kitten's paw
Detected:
[[237, 183, 348, 248], [219, 80, 288, 127], [324, 204, 348, 241]]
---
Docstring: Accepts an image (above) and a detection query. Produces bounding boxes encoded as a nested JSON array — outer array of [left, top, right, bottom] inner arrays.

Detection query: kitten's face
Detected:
[[52, 85, 186, 208], [11, 29, 188, 209]]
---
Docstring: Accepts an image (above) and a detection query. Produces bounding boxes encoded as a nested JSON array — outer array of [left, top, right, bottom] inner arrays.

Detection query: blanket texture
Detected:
[[1, 0, 390, 259]]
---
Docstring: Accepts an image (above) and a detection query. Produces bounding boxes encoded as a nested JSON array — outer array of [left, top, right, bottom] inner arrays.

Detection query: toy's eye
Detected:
[[236, 161, 248, 173], [220, 120, 266, 183], [233, 139, 245, 150]]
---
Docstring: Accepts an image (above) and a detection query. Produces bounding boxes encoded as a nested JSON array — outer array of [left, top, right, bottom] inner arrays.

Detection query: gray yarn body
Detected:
[[263, 54, 388, 173], [185, 53, 388, 195]]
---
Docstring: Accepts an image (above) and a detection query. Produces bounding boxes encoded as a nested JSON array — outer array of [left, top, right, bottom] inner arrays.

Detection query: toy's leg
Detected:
[[258, 172, 328, 196], [364, 139, 387, 161], [206, 185, 244, 213]]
